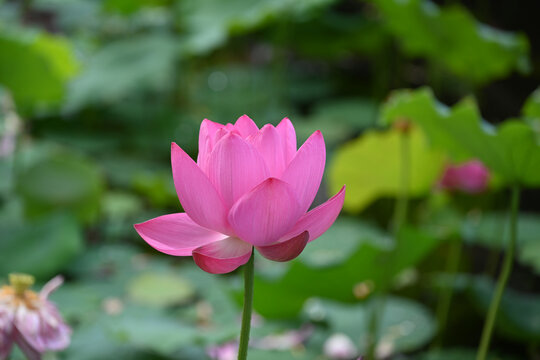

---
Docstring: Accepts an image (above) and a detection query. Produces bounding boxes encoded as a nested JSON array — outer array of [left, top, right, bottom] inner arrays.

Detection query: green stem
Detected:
[[433, 236, 463, 348], [238, 251, 255, 360], [365, 296, 385, 360], [476, 185, 520, 360], [366, 130, 411, 360], [393, 130, 410, 234]]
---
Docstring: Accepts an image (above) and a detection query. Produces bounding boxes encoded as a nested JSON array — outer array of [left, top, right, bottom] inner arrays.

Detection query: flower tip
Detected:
[[336, 185, 347, 198], [263, 177, 281, 185], [312, 129, 324, 140], [133, 222, 147, 239], [277, 117, 293, 128]]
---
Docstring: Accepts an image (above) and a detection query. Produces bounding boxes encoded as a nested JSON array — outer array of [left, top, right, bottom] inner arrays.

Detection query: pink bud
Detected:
[[439, 160, 490, 194]]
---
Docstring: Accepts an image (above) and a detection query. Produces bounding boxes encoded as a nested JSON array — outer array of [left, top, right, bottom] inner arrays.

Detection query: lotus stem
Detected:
[[434, 236, 463, 347], [476, 185, 520, 360], [366, 129, 411, 360], [238, 250, 255, 360], [393, 128, 410, 233]]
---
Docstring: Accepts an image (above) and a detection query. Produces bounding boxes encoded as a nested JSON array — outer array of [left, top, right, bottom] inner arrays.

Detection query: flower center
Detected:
[[9, 273, 35, 297]]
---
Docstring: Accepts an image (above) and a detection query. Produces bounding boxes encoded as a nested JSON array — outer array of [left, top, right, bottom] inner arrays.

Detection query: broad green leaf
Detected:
[[16, 151, 104, 223], [299, 218, 384, 268], [0, 213, 83, 279], [102, 0, 169, 15], [371, 0, 530, 84], [418, 349, 510, 360], [522, 87, 540, 141], [66, 244, 140, 281], [0, 27, 78, 109], [381, 87, 540, 186], [178, 0, 337, 54], [329, 125, 445, 212], [66, 306, 198, 358], [65, 34, 180, 110], [468, 276, 540, 342], [254, 226, 439, 318], [463, 212, 540, 275], [523, 87, 540, 120], [128, 272, 195, 307], [306, 296, 436, 355], [248, 349, 317, 360], [49, 282, 109, 325]]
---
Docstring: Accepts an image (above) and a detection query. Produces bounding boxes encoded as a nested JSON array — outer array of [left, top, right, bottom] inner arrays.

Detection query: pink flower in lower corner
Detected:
[[0, 274, 71, 360], [439, 160, 490, 194], [135, 115, 346, 274]]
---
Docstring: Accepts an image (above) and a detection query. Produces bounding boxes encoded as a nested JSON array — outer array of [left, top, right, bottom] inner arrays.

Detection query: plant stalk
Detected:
[[366, 130, 410, 360], [238, 251, 255, 360], [476, 185, 520, 360], [393, 129, 410, 234], [434, 236, 463, 347]]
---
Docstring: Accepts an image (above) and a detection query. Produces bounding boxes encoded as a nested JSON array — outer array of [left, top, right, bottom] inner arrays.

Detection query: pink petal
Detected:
[[228, 178, 303, 246], [39, 276, 63, 300], [276, 117, 297, 164], [249, 124, 289, 177], [256, 231, 309, 262], [36, 304, 71, 351], [197, 119, 225, 173], [134, 213, 226, 256], [14, 307, 43, 355], [0, 319, 14, 360], [284, 186, 345, 242], [281, 130, 326, 213], [207, 133, 269, 209], [234, 115, 259, 138], [172, 143, 231, 234], [192, 237, 252, 274], [13, 328, 41, 360]]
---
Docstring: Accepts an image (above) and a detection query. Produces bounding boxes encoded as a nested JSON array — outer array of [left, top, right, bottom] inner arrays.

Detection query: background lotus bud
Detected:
[[438, 160, 490, 194]]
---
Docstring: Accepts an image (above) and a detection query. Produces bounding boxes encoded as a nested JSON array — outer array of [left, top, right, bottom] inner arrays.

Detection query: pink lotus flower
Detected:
[[439, 160, 490, 194], [0, 274, 71, 360], [135, 115, 345, 274]]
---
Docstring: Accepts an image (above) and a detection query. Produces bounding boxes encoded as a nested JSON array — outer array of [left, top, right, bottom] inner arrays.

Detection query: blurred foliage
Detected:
[[304, 296, 436, 356], [0, 0, 539, 358], [0, 26, 79, 110], [330, 125, 445, 212], [381, 88, 540, 185], [371, 0, 530, 84]]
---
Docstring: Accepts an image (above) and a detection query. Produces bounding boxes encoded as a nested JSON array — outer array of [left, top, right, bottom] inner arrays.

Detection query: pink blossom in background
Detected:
[[323, 333, 359, 359], [0, 274, 71, 360], [207, 342, 237, 360], [438, 160, 490, 194], [207, 325, 313, 359], [135, 115, 345, 274]]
